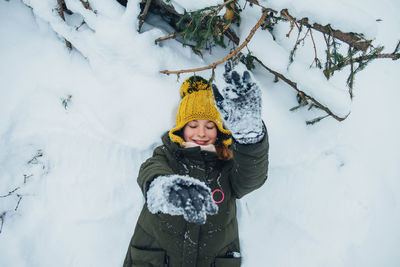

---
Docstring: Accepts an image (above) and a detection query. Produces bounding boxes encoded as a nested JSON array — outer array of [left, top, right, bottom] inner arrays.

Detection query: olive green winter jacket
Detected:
[[123, 131, 269, 267]]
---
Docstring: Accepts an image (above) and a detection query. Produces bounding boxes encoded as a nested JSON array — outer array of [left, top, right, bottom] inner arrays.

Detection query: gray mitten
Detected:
[[147, 175, 218, 225], [212, 62, 265, 144]]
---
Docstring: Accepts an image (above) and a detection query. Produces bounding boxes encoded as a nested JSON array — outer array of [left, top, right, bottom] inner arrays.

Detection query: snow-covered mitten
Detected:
[[212, 62, 265, 144], [146, 175, 218, 224]]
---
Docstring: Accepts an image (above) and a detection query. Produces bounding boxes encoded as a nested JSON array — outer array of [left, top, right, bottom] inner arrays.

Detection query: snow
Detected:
[[1, 0, 400, 266]]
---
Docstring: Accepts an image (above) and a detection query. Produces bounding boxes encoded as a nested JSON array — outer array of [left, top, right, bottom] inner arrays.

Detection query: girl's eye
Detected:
[[189, 125, 197, 128], [207, 126, 215, 130]]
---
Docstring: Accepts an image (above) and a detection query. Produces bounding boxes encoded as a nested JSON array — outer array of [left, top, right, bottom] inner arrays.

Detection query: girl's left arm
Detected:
[[229, 127, 269, 199]]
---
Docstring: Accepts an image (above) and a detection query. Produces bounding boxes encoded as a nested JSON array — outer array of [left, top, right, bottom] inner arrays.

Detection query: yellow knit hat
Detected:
[[169, 76, 232, 147]]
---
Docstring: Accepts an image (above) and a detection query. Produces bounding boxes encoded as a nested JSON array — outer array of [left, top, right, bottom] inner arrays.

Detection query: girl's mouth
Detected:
[[194, 140, 208, 145]]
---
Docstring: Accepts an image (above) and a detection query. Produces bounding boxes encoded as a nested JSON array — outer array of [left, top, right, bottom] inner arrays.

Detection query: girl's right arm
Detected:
[[137, 146, 175, 196]]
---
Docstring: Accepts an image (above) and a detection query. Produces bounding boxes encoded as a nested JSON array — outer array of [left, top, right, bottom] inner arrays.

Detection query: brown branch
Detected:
[[155, 32, 184, 44], [303, 19, 372, 52], [0, 187, 20, 198], [253, 56, 349, 122], [160, 9, 268, 75], [15, 195, 23, 211], [138, 0, 153, 32], [245, 2, 373, 52], [283, 8, 372, 52], [281, 9, 297, 37], [56, 0, 72, 49], [224, 28, 240, 45], [309, 28, 319, 66], [79, 0, 93, 11], [0, 212, 5, 234], [245, 0, 277, 14], [24, 174, 33, 184], [323, 52, 400, 76]]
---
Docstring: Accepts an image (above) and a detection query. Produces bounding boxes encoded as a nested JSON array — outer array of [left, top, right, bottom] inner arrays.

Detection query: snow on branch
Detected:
[[159, 9, 268, 75]]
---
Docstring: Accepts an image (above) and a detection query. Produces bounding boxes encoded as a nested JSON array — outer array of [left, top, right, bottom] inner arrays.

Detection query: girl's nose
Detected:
[[198, 126, 206, 137]]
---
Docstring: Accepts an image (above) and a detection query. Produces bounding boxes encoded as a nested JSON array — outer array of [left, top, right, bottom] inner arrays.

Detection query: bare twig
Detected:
[[0, 212, 5, 234], [281, 9, 298, 37], [245, 0, 277, 14], [309, 28, 319, 67], [155, 32, 185, 44], [160, 9, 268, 75], [27, 150, 43, 164], [15, 195, 23, 211], [24, 174, 33, 184], [0, 187, 20, 198], [253, 56, 349, 122], [138, 0, 153, 32]]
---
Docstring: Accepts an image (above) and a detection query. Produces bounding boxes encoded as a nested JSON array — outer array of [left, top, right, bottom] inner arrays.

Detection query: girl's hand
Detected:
[[146, 175, 218, 225], [212, 62, 265, 144], [182, 142, 216, 153]]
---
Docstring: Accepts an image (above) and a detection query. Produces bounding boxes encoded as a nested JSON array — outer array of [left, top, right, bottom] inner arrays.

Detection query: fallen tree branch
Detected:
[[309, 21, 371, 52], [15, 195, 23, 211], [253, 56, 350, 122], [80, 0, 93, 11], [150, 0, 239, 46], [281, 9, 298, 37], [155, 32, 184, 44], [323, 52, 400, 77], [245, 1, 372, 52], [160, 9, 268, 75], [0, 187, 20, 198], [138, 0, 153, 32], [0, 212, 5, 234], [309, 28, 320, 67], [56, 0, 72, 49]]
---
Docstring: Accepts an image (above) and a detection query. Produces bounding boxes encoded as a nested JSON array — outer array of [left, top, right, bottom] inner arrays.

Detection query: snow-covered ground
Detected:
[[1, 0, 399, 266]]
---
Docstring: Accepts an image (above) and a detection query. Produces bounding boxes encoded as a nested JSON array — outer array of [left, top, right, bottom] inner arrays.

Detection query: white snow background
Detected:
[[1, 0, 399, 266]]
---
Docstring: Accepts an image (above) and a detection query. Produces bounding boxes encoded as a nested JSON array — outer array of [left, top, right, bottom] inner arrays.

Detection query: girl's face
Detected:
[[183, 120, 217, 146]]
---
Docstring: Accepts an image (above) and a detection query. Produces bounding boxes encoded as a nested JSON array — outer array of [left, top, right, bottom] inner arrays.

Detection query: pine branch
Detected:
[[160, 9, 268, 75], [306, 115, 329, 125], [253, 56, 349, 122], [245, 2, 372, 52], [323, 51, 399, 77], [393, 40, 400, 54], [289, 27, 309, 65]]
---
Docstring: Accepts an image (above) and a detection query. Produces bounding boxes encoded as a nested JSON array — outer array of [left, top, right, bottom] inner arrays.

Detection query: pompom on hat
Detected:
[[169, 76, 232, 147]]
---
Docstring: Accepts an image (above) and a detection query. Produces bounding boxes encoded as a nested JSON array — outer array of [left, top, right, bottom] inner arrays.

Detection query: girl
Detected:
[[123, 63, 269, 267]]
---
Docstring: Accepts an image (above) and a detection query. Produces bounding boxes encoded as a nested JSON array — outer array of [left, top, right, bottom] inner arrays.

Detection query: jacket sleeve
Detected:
[[137, 145, 175, 196], [229, 126, 269, 199]]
